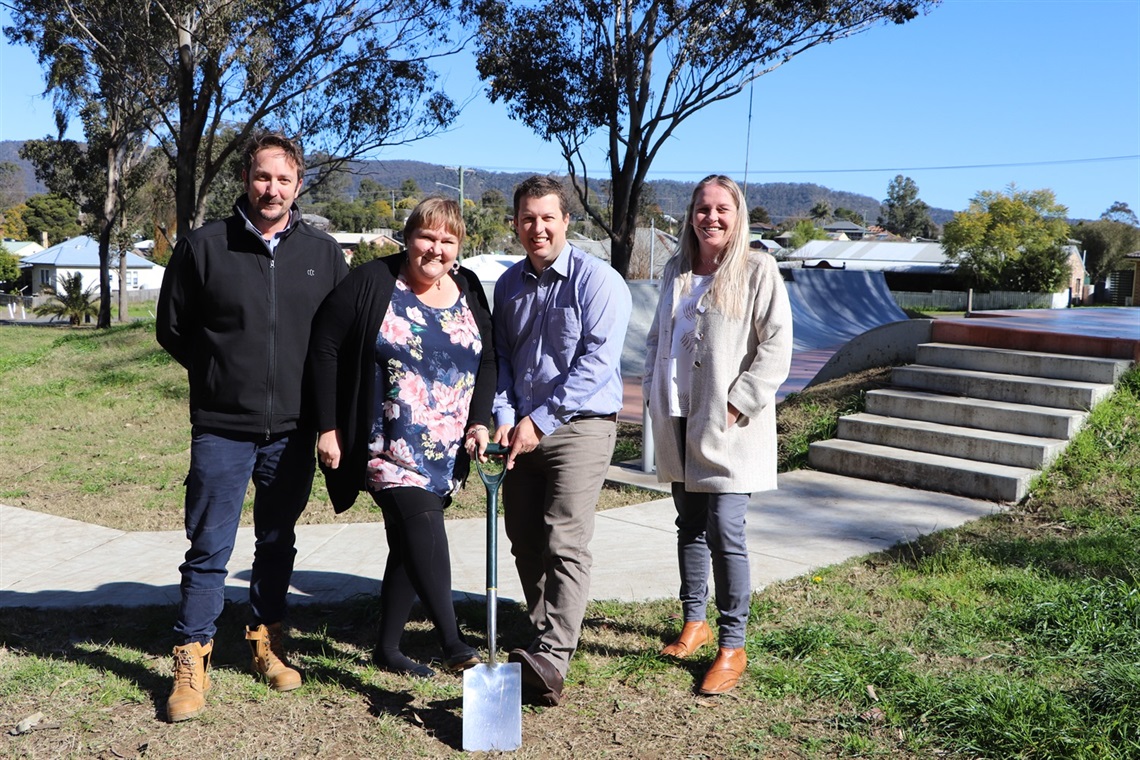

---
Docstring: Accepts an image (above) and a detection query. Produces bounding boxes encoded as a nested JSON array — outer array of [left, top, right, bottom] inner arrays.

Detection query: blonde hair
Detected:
[[404, 196, 466, 247], [675, 174, 751, 319]]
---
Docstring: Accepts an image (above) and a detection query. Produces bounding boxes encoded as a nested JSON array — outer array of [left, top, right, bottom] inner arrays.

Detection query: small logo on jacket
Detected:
[[307, 269, 315, 276]]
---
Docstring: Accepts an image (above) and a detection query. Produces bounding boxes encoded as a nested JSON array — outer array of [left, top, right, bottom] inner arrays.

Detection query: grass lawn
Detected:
[[2, 322, 1138, 758]]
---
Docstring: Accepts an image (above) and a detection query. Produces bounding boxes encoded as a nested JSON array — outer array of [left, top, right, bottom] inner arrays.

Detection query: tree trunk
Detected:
[[118, 251, 128, 323], [175, 15, 206, 233]]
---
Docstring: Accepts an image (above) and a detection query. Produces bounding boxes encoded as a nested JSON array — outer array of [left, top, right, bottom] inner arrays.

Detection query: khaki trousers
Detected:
[[502, 418, 617, 676]]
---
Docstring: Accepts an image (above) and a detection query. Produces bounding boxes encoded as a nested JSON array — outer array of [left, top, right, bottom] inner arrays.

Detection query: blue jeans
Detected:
[[174, 427, 315, 644]]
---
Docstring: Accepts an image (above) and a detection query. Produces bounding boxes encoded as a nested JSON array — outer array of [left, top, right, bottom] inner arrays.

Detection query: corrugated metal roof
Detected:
[[785, 239, 950, 273], [20, 235, 156, 268]]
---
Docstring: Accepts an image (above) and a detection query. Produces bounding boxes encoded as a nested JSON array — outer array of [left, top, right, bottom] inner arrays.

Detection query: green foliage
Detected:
[[1070, 216, 1140, 282], [809, 200, 831, 222], [787, 219, 828, 251], [20, 193, 82, 246], [5, 0, 459, 234], [32, 271, 98, 325], [1101, 201, 1138, 226], [879, 174, 935, 238], [481, 188, 507, 209], [399, 178, 421, 199], [1, 202, 30, 239], [942, 185, 1072, 292], [0, 246, 21, 291], [349, 240, 397, 270], [463, 206, 512, 256], [749, 205, 772, 224], [833, 206, 863, 225], [322, 198, 382, 233]]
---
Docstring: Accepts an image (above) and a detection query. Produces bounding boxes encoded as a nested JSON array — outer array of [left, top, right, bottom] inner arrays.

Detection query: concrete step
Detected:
[[837, 413, 1068, 469], [915, 342, 1131, 384], [864, 388, 1088, 439], [808, 439, 1036, 502], [891, 365, 1115, 411]]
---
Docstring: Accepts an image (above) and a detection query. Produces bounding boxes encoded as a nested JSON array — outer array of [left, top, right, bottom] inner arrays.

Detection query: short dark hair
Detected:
[[512, 175, 571, 217], [242, 131, 305, 178]]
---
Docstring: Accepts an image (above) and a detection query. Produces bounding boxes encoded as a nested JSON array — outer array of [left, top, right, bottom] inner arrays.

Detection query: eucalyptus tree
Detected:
[[879, 174, 933, 238], [472, 0, 938, 276], [6, 0, 463, 236], [7, 0, 163, 326]]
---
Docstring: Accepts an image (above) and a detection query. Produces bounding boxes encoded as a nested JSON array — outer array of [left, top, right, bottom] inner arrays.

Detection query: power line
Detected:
[[645, 155, 1140, 177], [459, 154, 1139, 177]]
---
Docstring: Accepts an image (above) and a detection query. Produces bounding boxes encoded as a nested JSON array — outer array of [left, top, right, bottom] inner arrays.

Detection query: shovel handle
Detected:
[[474, 442, 508, 662]]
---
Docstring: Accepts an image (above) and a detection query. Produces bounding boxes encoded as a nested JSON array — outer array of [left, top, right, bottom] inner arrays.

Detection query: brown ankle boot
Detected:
[[167, 640, 213, 722], [246, 623, 302, 692], [660, 620, 713, 658], [699, 647, 747, 695]]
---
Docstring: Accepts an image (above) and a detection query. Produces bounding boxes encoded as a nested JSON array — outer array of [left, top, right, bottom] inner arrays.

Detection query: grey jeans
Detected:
[[503, 418, 617, 676], [670, 416, 752, 648], [670, 486, 751, 649]]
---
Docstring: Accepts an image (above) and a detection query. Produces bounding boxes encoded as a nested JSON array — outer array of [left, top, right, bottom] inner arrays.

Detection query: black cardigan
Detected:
[[305, 252, 496, 513]]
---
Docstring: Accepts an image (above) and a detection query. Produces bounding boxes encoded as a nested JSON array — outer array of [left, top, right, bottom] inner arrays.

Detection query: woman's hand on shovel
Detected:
[[465, 424, 491, 462]]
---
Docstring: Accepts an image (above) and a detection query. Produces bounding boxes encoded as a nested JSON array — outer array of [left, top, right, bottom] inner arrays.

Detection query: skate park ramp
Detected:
[[783, 267, 908, 352]]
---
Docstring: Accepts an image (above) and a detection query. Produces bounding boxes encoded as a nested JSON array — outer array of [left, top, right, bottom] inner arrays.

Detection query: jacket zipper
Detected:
[[264, 255, 277, 439]]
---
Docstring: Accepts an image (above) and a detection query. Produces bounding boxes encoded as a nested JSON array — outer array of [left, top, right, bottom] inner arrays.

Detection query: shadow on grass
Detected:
[[0, 594, 543, 751]]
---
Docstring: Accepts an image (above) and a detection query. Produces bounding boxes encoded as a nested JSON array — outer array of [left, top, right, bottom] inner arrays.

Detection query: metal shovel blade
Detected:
[[462, 660, 522, 751]]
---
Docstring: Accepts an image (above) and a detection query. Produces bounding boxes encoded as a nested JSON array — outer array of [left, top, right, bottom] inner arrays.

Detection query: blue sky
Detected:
[[1, 0, 1137, 220]]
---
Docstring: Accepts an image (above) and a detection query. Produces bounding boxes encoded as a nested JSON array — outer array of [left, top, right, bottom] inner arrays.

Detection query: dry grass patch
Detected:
[[0, 324, 659, 531]]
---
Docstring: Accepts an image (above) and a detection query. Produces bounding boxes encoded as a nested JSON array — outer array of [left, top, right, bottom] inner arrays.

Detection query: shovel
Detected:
[[462, 442, 522, 752]]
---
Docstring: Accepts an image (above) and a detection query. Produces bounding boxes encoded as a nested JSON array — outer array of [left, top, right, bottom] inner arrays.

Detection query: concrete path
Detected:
[[0, 468, 998, 610]]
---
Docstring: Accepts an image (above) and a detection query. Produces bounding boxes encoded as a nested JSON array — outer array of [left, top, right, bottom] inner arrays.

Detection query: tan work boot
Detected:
[[245, 622, 302, 691], [167, 640, 213, 722]]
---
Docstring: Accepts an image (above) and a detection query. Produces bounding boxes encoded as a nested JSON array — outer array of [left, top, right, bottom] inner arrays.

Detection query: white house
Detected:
[[2, 239, 45, 259], [19, 235, 166, 295]]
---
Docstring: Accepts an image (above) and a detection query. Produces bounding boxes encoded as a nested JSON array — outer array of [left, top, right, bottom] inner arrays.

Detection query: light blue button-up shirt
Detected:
[[492, 243, 632, 435]]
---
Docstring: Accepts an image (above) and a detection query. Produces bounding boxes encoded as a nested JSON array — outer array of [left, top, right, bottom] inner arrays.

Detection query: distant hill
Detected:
[[0, 141, 48, 198], [340, 159, 958, 226], [2, 139, 956, 225]]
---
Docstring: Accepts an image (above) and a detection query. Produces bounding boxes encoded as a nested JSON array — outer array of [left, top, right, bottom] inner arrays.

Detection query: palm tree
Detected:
[[33, 272, 99, 326]]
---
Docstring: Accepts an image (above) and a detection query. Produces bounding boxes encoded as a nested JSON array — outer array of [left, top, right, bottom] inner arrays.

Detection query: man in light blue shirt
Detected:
[[492, 175, 632, 706]]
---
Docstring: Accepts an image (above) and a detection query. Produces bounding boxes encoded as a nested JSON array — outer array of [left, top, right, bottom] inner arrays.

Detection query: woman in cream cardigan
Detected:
[[643, 175, 793, 695]]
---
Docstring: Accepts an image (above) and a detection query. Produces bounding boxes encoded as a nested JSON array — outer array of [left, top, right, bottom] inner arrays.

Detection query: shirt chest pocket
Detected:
[[546, 306, 581, 346]]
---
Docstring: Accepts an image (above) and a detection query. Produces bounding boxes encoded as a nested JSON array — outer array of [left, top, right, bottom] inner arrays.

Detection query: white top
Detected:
[[668, 274, 713, 417]]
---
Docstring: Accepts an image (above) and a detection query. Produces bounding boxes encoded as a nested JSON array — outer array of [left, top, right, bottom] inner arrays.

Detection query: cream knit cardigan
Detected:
[[643, 252, 793, 493]]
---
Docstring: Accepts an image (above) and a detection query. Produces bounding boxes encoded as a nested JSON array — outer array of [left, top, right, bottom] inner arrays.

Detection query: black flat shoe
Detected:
[[372, 649, 436, 679], [443, 650, 481, 672]]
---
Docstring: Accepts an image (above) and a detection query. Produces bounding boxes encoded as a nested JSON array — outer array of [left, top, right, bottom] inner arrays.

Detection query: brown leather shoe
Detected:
[[508, 649, 564, 706], [660, 620, 712, 658], [699, 647, 747, 695]]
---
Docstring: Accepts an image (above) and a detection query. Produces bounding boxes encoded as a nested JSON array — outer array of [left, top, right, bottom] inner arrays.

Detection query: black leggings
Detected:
[[372, 487, 467, 660]]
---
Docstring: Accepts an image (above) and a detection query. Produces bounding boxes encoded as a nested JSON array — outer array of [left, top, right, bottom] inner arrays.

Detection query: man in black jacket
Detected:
[[156, 132, 348, 722]]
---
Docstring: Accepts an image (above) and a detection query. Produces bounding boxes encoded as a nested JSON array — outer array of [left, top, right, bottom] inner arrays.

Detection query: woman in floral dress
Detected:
[[307, 197, 495, 677]]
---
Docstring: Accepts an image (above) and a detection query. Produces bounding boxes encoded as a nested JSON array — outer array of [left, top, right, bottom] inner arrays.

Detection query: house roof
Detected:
[[3, 240, 45, 257], [19, 235, 157, 269], [784, 239, 950, 274], [823, 220, 866, 233]]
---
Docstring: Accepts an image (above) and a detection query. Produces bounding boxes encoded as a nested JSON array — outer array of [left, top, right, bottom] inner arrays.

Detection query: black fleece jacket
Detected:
[[306, 252, 496, 513], [157, 198, 348, 437]]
